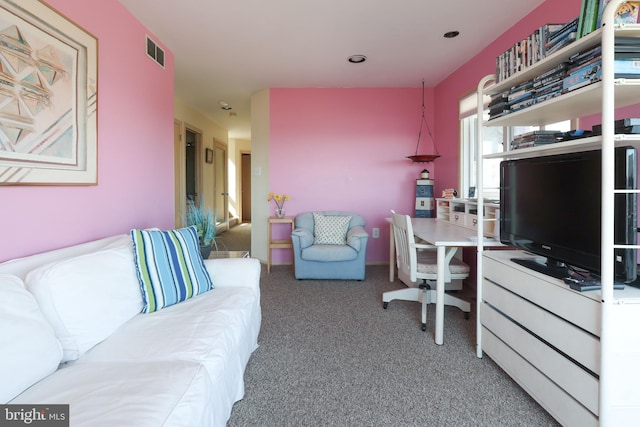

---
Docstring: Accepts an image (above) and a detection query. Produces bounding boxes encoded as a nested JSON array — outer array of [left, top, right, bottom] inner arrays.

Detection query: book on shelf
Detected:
[[579, 0, 601, 38], [597, 1, 639, 28], [577, 0, 589, 38], [563, 59, 602, 92]]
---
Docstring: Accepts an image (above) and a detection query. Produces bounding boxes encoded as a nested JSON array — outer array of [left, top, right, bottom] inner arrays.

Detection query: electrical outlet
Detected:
[[372, 228, 380, 238]]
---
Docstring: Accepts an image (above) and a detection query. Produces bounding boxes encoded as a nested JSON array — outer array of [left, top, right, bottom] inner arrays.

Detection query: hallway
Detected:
[[215, 223, 251, 253]]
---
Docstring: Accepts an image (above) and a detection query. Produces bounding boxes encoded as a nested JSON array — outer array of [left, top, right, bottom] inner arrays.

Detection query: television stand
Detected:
[[511, 257, 569, 280]]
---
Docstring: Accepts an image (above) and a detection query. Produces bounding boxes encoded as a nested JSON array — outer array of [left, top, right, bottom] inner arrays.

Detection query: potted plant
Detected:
[[184, 199, 217, 259]]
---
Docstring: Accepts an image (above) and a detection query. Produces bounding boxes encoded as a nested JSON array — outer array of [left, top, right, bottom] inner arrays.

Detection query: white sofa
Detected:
[[0, 233, 261, 427]]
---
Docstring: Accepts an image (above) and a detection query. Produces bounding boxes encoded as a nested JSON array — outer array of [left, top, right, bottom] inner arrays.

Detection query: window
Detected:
[[459, 93, 570, 201], [459, 92, 503, 200]]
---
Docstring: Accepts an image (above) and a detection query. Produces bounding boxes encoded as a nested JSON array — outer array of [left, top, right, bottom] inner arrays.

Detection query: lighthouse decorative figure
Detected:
[[416, 169, 435, 218]]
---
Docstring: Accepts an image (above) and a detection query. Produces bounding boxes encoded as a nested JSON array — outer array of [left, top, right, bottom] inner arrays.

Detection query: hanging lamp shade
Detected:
[[407, 80, 440, 163]]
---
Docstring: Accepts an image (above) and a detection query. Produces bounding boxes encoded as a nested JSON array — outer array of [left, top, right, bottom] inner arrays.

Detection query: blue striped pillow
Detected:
[[130, 227, 214, 313]]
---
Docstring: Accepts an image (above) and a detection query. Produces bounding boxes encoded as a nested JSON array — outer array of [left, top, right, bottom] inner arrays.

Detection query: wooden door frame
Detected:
[[240, 150, 251, 222], [174, 120, 204, 227]]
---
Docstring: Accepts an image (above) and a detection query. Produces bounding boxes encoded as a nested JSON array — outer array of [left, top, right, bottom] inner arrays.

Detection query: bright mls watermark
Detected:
[[0, 405, 68, 426]]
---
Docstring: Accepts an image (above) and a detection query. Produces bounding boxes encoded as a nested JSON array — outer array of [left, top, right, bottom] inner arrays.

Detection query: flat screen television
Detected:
[[500, 146, 638, 283]]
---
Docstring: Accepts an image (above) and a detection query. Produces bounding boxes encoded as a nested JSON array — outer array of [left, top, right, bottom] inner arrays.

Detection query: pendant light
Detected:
[[407, 79, 440, 163]]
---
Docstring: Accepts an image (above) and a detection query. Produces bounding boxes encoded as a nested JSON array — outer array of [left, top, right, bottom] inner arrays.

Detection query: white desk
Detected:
[[387, 217, 501, 345]]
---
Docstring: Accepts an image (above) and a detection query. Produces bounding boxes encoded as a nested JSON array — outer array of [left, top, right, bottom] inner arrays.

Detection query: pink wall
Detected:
[[0, 0, 175, 262], [270, 88, 437, 263]]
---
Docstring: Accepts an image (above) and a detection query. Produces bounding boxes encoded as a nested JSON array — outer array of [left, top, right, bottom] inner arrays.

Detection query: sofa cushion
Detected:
[[131, 227, 213, 313], [11, 360, 215, 426], [25, 243, 144, 363], [0, 274, 63, 403], [73, 285, 261, 421], [313, 213, 352, 245]]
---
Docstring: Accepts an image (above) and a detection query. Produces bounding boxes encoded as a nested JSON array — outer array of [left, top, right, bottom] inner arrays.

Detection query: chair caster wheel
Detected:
[[421, 324, 426, 332], [383, 302, 388, 309], [464, 312, 470, 320]]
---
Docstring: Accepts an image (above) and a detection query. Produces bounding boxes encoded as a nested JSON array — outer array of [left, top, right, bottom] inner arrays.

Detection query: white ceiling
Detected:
[[118, 0, 546, 140]]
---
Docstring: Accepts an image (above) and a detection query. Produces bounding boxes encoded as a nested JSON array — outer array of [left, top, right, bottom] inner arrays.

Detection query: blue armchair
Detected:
[[291, 211, 369, 280]]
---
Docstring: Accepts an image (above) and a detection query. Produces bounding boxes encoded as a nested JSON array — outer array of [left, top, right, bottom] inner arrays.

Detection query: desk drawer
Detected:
[[464, 215, 479, 229], [450, 212, 465, 226]]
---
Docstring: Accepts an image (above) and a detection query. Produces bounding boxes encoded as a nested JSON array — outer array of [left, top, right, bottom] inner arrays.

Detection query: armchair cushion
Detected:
[[312, 213, 351, 245], [301, 245, 358, 262]]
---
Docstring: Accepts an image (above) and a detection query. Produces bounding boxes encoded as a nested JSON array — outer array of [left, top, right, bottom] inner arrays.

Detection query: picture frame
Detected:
[[205, 148, 213, 164], [0, 0, 98, 185]]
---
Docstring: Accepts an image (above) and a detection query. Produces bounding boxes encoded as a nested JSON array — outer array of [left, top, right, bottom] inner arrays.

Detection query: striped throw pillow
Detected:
[[131, 227, 213, 313]]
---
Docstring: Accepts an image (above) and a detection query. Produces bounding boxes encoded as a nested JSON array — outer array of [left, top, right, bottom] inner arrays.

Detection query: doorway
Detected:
[[241, 153, 252, 222], [185, 129, 199, 204], [214, 142, 229, 230], [173, 121, 203, 227]]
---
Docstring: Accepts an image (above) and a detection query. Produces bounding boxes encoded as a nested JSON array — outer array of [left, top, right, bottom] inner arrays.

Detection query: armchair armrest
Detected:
[[291, 228, 314, 249], [347, 226, 369, 252]]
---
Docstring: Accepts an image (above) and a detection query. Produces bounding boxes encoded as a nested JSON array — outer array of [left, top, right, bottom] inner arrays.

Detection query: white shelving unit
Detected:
[[475, 2, 640, 424]]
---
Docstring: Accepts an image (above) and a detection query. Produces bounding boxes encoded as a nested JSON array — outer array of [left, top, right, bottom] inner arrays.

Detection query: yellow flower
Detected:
[[267, 192, 290, 209]]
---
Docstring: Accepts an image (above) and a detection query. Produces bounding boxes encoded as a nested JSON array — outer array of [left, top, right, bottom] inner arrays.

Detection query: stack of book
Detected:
[[510, 130, 561, 150]]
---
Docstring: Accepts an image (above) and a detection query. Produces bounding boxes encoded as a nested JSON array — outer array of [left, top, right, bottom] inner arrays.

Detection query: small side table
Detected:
[[267, 216, 294, 273]]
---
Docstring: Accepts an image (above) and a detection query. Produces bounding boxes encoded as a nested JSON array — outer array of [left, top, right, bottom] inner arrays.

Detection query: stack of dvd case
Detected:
[[488, 92, 510, 119], [510, 130, 561, 150], [507, 80, 535, 113], [495, 22, 565, 82], [545, 17, 579, 56], [593, 118, 640, 135], [532, 62, 568, 103]]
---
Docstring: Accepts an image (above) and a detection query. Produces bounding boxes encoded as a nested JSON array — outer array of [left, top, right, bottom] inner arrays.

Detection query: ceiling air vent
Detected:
[[146, 35, 165, 68]]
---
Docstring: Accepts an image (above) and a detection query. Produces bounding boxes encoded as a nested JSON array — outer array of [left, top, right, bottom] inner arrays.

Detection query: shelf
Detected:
[[486, 79, 640, 127], [485, 134, 640, 160], [488, 29, 604, 95], [487, 24, 640, 96]]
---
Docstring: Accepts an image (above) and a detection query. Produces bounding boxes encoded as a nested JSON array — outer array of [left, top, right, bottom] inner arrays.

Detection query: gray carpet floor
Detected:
[[227, 259, 560, 426]]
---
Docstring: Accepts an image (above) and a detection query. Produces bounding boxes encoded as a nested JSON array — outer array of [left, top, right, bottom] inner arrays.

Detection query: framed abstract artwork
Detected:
[[0, 0, 97, 185]]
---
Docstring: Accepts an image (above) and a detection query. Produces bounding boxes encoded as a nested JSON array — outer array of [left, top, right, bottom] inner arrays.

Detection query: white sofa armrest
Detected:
[[203, 258, 261, 293]]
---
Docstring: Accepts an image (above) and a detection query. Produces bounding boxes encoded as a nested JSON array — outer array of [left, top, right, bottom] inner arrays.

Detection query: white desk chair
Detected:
[[383, 211, 471, 331]]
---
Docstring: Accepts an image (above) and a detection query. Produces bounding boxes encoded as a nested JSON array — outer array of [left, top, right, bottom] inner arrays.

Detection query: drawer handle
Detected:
[[473, 218, 477, 225]]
